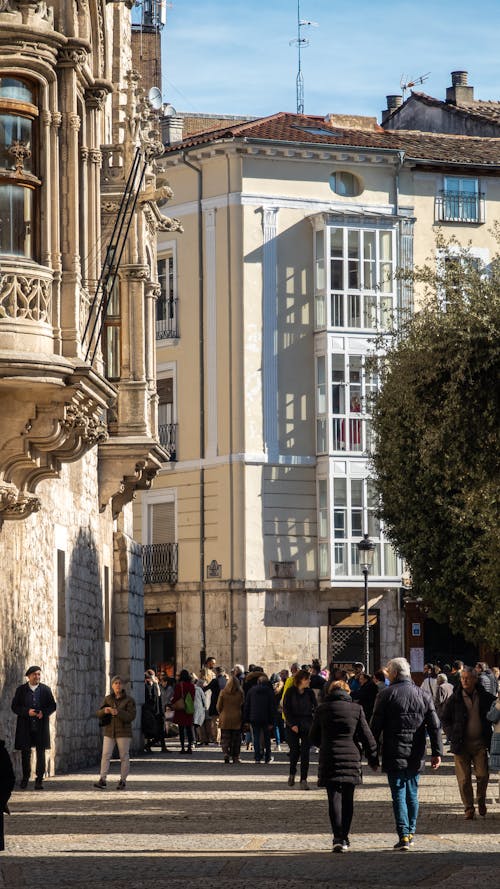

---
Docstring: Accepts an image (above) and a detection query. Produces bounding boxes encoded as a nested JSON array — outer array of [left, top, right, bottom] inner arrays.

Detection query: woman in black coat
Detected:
[[282, 669, 317, 788], [309, 680, 379, 852]]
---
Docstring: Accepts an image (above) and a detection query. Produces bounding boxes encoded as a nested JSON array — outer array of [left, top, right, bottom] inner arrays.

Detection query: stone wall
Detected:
[[0, 450, 115, 775]]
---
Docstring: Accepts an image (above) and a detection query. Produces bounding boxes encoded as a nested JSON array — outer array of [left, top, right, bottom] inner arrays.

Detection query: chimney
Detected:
[[446, 70, 474, 105], [382, 94, 403, 123], [161, 115, 184, 145]]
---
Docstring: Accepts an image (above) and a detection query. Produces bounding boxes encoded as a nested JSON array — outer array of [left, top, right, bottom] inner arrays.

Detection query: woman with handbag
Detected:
[[171, 669, 196, 754], [94, 676, 136, 790], [217, 676, 244, 763]]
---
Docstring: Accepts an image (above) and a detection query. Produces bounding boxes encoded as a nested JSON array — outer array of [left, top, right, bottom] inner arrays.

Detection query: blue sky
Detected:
[[149, 0, 500, 119]]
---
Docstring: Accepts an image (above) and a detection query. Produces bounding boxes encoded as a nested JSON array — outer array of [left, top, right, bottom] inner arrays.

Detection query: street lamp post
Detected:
[[357, 533, 375, 674]]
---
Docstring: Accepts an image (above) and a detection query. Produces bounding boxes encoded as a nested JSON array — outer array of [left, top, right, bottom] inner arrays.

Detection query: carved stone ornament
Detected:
[[0, 369, 114, 522], [58, 46, 89, 68], [98, 439, 166, 517], [8, 140, 31, 174], [157, 216, 183, 233], [0, 266, 52, 323], [101, 201, 120, 214], [0, 1, 53, 22]]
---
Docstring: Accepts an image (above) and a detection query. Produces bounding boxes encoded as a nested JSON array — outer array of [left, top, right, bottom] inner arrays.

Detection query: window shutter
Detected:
[[151, 501, 175, 543]]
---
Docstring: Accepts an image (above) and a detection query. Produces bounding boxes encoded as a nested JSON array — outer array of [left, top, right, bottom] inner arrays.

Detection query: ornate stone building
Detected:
[[0, 0, 178, 771]]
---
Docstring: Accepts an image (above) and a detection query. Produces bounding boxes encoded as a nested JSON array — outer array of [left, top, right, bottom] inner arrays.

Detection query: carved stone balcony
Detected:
[[0, 259, 54, 354], [0, 363, 116, 521], [98, 436, 169, 519]]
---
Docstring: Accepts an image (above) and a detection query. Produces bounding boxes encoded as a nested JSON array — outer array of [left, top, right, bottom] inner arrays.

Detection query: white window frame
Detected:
[[156, 240, 178, 340]]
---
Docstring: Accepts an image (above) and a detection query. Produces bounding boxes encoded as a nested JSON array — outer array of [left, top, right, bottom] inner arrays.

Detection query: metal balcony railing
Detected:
[[435, 192, 485, 224], [156, 299, 179, 339], [158, 422, 177, 461], [142, 543, 178, 585]]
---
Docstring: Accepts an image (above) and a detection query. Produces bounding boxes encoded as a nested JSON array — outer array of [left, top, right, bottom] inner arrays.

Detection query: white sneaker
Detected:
[[276, 744, 282, 752]]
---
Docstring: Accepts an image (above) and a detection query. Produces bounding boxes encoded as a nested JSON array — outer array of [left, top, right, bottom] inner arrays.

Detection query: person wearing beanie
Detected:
[[11, 666, 57, 790], [94, 675, 136, 791]]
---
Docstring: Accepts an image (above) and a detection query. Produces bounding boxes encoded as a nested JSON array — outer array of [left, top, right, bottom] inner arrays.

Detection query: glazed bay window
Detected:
[[156, 254, 178, 339], [102, 279, 121, 380], [316, 348, 377, 455], [436, 177, 484, 224], [315, 222, 396, 331], [330, 476, 398, 578], [0, 77, 39, 259]]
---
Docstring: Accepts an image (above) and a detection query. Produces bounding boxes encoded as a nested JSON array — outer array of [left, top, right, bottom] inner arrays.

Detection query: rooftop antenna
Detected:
[[400, 71, 431, 100], [289, 0, 318, 114]]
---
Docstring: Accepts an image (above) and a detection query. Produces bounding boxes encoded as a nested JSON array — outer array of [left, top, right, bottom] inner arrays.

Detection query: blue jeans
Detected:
[[251, 722, 271, 762], [387, 770, 420, 839]]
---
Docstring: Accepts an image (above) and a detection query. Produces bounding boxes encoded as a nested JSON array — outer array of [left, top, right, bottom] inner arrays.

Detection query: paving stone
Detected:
[[1, 747, 499, 887]]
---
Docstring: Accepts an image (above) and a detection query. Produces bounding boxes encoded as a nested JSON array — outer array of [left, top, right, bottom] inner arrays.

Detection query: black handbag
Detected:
[[99, 713, 112, 728]]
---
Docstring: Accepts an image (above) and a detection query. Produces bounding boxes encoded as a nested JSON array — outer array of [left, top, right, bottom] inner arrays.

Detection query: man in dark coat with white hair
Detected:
[[370, 656, 442, 851], [11, 666, 57, 790]]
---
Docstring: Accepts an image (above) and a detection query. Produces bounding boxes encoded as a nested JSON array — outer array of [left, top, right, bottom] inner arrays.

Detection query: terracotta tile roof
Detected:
[[392, 91, 500, 127], [163, 110, 500, 168], [180, 113, 254, 137]]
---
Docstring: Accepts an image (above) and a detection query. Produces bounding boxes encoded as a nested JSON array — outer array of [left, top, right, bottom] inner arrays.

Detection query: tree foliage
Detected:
[[370, 234, 500, 649]]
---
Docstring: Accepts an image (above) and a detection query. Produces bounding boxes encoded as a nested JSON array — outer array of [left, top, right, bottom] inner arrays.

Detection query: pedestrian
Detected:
[[475, 662, 498, 697], [310, 680, 379, 853], [353, 672, 379, 723], [281, 662, 300, 698], [205, 668, 221, 745], [420, 663, 438, 702], [434, 673, 454, 723], [94, 675, 136, 790], [441, 665, 496, 819], [370, 657, 442, 851], [171, 669, 196, 754], [11, 666, 57, 790], [0, 739, 15, 851], [191, 674, 207, 745], [310, 660, 327, 703], [348, 663, 364, 694], [157, 673, 172, 752], [282, 668, 316, 789], [216, 666, 228, 691], [243, 674, 276, 764], [270, 673, 285, 751], [448, 660, 464, 690], [486, 697, 500, 772], [142, 669, 162, 752], [217, 675, 244, 763]]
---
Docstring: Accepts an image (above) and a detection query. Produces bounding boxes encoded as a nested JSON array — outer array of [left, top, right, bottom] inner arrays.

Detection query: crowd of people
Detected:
[[3, 655, 499, 854]]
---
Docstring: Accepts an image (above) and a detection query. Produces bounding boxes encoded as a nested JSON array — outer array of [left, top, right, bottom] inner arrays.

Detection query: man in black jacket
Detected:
[[370, 657, 442, 851], [441, 665, 495, 819], [11, 666, 57, 790]]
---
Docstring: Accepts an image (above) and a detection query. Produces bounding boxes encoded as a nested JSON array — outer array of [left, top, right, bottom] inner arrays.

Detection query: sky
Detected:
[[144, 0, 500, 120]]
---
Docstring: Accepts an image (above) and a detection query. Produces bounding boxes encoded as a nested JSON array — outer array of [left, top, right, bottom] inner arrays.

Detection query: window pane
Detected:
[[315, 292, 326, 327], [363, 231, 376, 289], [334, 477, 347, 505], [384, 543, 398, 576], [364, 293, 377, 328], [315, 229, 325, 291], [331, 259, 343, 290], [351, 510, 363, 536], [0, 184, 32, 257], [331, 291, 343, 326], [348, 230, 360, 259], [351, 479, 363, 507], [334, 542, 347, 574], [379, 231, 392, 261], [334, 510, 345, 538], [347, 293, 361, 327], [0, 77, 33, 102], [0, 114, 33, 173], [331, 228, 343, 257], [316, 418, 327, 453], [104, 325, 121, 380]]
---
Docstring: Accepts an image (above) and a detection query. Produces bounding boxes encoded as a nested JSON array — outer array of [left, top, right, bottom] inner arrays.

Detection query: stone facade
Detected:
[[0, 1, 176, 772]]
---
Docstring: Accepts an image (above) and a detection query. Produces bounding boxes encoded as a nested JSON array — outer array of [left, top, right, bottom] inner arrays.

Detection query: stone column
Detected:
[[262, 206, 279, 461]]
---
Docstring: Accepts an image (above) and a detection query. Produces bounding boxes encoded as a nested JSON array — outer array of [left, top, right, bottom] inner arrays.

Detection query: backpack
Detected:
[[184, 690, 194, 715]]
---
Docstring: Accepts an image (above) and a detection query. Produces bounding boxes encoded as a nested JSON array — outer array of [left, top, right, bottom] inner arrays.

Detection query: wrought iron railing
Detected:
[[435, 191, 485, 224], [158, 422, 177, 460], [156, 299, 179, 339], [142, 543, 178, 585]]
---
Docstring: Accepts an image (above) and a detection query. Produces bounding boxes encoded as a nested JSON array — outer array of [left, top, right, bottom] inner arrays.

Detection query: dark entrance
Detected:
[[424, 617, 479, 668], [145, 612, 176, 676]]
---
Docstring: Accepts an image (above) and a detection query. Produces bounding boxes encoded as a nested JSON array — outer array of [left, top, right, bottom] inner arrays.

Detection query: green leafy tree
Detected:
[[370, 235, 500, 649]]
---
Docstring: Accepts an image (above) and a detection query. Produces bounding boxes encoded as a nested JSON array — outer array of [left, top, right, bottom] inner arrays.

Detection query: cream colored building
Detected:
[[0, 1, 177, 770], [136, 75, 500, 675]]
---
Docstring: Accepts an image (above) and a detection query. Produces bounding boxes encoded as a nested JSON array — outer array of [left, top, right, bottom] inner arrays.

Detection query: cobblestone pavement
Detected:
[[1, 745, 499, 888]]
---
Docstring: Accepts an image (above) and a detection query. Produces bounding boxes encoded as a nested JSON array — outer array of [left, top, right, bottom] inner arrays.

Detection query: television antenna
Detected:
[[289, 0, 318, 114], [400, 71, 431, 100]]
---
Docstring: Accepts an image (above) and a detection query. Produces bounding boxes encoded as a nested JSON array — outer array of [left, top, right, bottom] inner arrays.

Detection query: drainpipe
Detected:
[[183, 151, 206, 669], [226, 154, 235, 668]]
